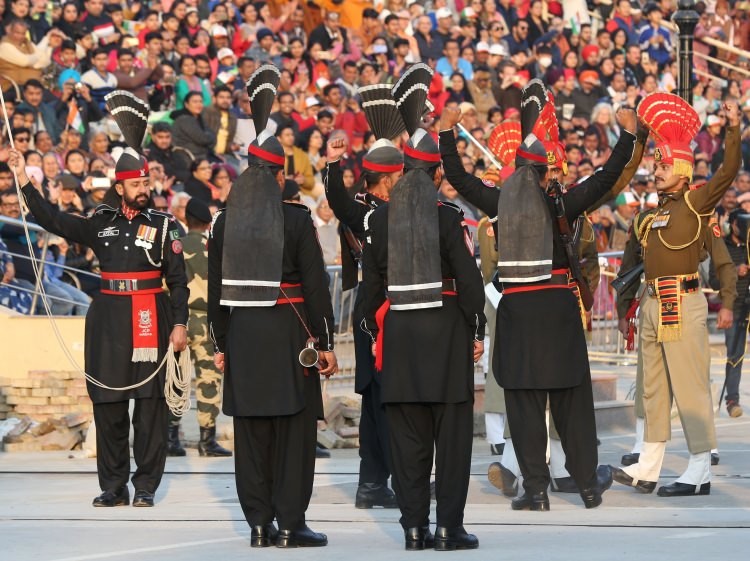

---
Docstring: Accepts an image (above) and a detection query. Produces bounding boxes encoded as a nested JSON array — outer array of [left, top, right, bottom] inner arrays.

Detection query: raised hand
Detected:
[[615, 106, 637, 134], [326, 136, 348, 163], [439, 106, 463, 131]]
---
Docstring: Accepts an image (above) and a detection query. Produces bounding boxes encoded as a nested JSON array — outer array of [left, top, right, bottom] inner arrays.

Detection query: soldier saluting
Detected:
[[611, 96, 742, 497], [9, 91, 189, 508]]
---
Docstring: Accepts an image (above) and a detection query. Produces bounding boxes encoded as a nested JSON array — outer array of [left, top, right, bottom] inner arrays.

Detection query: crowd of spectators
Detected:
[[0, 0, 749, 316]]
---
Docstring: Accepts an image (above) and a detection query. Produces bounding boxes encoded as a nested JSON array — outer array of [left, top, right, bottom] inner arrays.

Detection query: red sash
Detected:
[[101, 271, 162, 363]]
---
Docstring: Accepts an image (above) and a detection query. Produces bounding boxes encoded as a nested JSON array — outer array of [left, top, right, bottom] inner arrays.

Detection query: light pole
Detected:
[[672, 0, 700, 104]]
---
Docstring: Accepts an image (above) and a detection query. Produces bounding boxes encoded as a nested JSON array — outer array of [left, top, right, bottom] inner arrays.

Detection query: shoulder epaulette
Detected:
[[146, 208, 176, 221], [209, 208, 224, 239], [282, 200, 312, 214], [438, 200, 465, 216], [93, 204, 118, 215]]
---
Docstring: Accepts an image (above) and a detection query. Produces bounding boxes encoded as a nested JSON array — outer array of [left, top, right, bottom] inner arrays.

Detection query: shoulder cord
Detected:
[[656, 191, 714, 251], [144, 216, 169, 268]]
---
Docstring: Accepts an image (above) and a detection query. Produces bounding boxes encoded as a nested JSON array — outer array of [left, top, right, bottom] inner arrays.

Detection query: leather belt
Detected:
[[277, 283, 304, 304], [442, 278, 457, 293], [647, 275, 700, 297], [101, 271, 163, 295]]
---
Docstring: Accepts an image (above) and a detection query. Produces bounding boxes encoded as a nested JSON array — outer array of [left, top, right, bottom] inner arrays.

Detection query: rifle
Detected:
[[611, 262, 645, 296], [549, 179, 594, 311]]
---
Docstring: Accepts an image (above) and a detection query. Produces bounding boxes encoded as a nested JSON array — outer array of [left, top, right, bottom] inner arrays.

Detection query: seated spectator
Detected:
[[17, 79, 63, 144], [112, 47, 163, 100], [0, 237, 33, 314], [276, 124, 315, 197], [80, 47, 117, 112], [145, 122, 191, 184], [0, 19, 60, 87], [435, 38, 474, 81], [171, 91, 217, 162], [203, 86, 239, 169], [184, 159, 221, 205], [174, 55, 211, 110]]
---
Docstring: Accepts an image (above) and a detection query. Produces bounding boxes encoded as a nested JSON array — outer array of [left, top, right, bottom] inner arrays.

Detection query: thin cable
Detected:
[[0, 88, 190, 415]]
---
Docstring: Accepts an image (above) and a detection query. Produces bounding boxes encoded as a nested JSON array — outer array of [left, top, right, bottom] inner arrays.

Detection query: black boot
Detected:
[[355, 483, 398, 509], [404, 526, 434, 550], [167, 425, 186, 457], [511, 490, 550, 511], [434, 526, 479, 551], [198, 426, 232, 457]]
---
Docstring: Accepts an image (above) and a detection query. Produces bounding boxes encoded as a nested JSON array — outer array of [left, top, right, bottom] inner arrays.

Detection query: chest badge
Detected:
[[98, 226, 119, 238], [135, 225, 158, 250]]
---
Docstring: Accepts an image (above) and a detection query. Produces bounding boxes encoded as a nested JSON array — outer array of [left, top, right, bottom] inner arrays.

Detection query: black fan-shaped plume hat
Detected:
[[105, 90, 150, 181], [520, 79, 547, 140], [246, 64, 284, 167], [359, 83, 406, 141]]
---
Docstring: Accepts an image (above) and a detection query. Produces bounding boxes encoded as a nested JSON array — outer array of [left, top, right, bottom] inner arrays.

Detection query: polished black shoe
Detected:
[[550, 476, 578, 493], [490, 443, 505, 456], [511, 490, 550, 511], [657, 481, 710, 497], [610, 465, 656, 494], [488, 462, 518, 497], [355, 483, 398, 509], [434, 526, 478, 551], [620, 452, 640, 466], [711, 453, 720, 466], [92, 487, 129, 507], [250, 523, 278, 547], [580, 465, 613, 509], [276, 524, 327, 548], [198, 427, 232, 457], [167, 425, 186, 457], [132, 489, 155, 507], [404, 526, 434, 551], [316, 445, 331, 459]]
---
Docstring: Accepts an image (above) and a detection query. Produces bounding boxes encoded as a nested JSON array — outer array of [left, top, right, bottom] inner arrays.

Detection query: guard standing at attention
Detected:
[[361, 63, 486, 551], [9, 90, 189, 508], [323, 83, 405, 509], [611, 95, 741, 497], [207, 65, 337, 548]]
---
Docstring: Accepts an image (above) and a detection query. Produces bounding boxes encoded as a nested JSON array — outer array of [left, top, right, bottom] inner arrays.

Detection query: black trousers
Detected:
[[93, 398, 168, 494], [358, 379, 392, 485], [505, 382, 598, 495], [385, 401, 473, 530], [233, 404, 317, 530]]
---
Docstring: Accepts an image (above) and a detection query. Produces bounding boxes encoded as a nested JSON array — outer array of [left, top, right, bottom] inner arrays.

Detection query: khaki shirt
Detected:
[[639, 126, 741, 280]]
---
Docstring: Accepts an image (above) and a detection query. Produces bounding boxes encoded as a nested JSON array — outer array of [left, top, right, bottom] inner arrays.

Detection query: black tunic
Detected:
[[439, 129, 636, 390], [207, 202, 334, 418], [361, 202, 486, 404], [20, 184, 189, 403], [324, 159, 386, 393]]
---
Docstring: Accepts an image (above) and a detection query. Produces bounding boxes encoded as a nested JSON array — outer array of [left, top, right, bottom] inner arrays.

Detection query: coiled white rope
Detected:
[[1, 88, 191, 416]]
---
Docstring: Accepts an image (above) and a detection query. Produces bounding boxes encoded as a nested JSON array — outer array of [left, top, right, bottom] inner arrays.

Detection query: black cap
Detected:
[[185, 197, 212, 224], [282, 179, 300, 200], [57, 173, 81, 190], [404, 129, 440, 171]]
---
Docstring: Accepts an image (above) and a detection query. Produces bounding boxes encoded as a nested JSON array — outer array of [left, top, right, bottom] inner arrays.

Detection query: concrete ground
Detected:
[[1, 410, 749, 561]]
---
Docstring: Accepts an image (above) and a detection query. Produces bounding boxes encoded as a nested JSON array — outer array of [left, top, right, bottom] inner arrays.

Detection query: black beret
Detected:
[[186, 197, 212, 224]]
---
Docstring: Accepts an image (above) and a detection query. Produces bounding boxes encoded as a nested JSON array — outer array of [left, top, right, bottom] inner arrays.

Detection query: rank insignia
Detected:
[[654, 147, 662, 162], [135, 225, 158, 250]]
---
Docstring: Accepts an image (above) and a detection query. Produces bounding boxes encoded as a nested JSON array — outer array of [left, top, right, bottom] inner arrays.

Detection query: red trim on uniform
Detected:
[[404, 144, 442, 163], [102, 271, 162, 281], [249, 144, 286, 166], [502, 284, 569, 295], [515, 148, 548, 164], [115, 163, 149, 181], [363, 159, 404, 173]]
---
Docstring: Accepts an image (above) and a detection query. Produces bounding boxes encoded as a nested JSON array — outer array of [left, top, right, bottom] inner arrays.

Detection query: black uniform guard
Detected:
[[10, 90, 189, 509], [438, 81, 638, 511], [362, 63, 486, 551], [207, 65, 336, 549], [323, 82, 407, 509]]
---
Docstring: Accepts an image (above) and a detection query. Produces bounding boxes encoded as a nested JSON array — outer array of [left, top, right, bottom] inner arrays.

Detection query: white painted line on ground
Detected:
[[47, 537, 245, 561]]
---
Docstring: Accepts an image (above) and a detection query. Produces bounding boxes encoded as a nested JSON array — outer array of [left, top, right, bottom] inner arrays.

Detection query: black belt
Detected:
[[101, 277, 163, 293]]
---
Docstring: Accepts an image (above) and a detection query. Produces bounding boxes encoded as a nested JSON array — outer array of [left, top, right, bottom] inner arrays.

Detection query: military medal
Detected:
[[651, 211, 671, 229], [135, 225, 158, 250]]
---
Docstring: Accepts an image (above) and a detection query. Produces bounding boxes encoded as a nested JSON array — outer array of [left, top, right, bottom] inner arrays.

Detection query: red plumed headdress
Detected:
[[637, 92, 701, 180]]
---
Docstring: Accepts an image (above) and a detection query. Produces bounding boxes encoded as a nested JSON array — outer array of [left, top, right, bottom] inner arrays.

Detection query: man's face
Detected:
[[0, 193, 20, 218], [23, 85, 43, 107], [152, 131, 172, 150], [343, 64, 358, 84], [117, 177, 151, 209], [316, 199, 334, 222], [93, 53, 108, 72], [147, 38, 162, 56], [653, 162, 685, 192], [722, 189, 737, 211], [514, 21, 529, 40], [36, 132, 52, 153], [386, 18, 400, 35], [619, 0, 631, 16], [195, 59, 210, 78], [259, 36, 273, 51], [317, 117, 333, 135], [583, 134, 599, 152], [326, 87, 342, 107], [85, 0, 103, 17], [326, 14, 340, 31], [443, 42, 459, 59], [417, 16, 431, 34], [611, 73, 626, 92], [736, 174, 750, 193], [627, 46, 641, 65], [598, 33, 611, 49], [118, 54, 134, 74], [474, 71, 490, 90], [578, 162, 594, 177], [279, 95, 294, 115], [649, 10, 662, 25], [215, 90, 232, 110]]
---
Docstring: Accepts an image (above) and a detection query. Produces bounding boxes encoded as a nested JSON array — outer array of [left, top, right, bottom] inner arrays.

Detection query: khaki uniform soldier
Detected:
[[611, 95, 742, 497], [168, 198, 232, 457], [616, 213, 737, 467]]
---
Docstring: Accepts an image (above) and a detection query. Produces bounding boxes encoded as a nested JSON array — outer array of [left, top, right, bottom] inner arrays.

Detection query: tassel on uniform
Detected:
[[132, 347, 159, 363], [672, 159, 694, 183]]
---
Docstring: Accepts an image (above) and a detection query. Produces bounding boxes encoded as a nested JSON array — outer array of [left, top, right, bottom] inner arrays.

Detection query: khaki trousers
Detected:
[[640, 291, 716, 453]]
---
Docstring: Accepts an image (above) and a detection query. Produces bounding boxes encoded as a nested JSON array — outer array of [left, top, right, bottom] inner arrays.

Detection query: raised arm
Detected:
[[323, 138, 369, 234], [10, 150, 91, 246], [688, 103, 742, 214]]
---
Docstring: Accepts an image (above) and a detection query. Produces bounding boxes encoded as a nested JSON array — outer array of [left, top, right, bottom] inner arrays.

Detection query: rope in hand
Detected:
[[0, 88, 191, 416]]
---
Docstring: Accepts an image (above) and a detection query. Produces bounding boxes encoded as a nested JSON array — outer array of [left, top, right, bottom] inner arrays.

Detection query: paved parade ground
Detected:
[[1, 411, 749, 561]]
